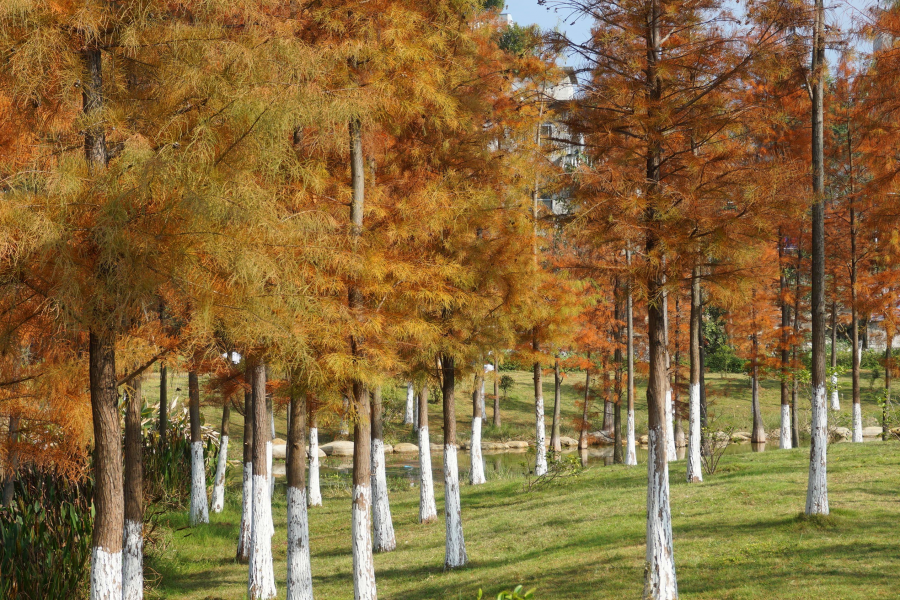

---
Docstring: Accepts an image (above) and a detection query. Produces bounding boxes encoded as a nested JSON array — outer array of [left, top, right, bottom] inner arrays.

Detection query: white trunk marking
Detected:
[[443, 444, 467, 568], [308, 427, 322, 507], [267, 439, 274, 500], [122, 520, 143, 600], [190, 440, 209, 525], [535, 393, 547, 476], [625, 407, 637, 466], [665, 389, 676, 461], [418, 426, 437, 523], [248, 474, 276, 599], [352, 484, 377, 600], [90, 546, 122, 600], [404, 383, 415, 425], [805, 384, 830, 515], [686, 383, 702, 483], [470, 418, 486, 485], [287, 487, 313, 600], [371, 438, 396, 552], [780, 404, 792, 449], [830, 373, 840, 410], [211, 435, 229, 513], [237, 462, 253, 559], [644, 428, 678, 600], [852, 403, 863, 443]]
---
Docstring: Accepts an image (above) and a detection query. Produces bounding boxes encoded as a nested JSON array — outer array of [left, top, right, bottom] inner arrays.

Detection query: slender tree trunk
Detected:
[[687, 266, 703, 482], [883, 331, 892, 441], [189, 372, 209, 525], [850, 205, 862, 442], [532, 332, 547, 476], [123, 377, 144, 600], [404, 382, 415, 426], [442, 354, 467, 568], [470, 371, 487, 484], [267, 391, 274, 499], [1, 416, 19, 506], [550, 359, 563, 454], [578, 366, 591, 450], [89, 329, 123, 600], [626, 249, 637, 465], [159, 364, 167, 446], [211, 400, 231, 513], [287, 389, 312, 600], [347, 116, 377, 599], [308, 402, 322, 507], [371, 387, 396, 552], [492, 358, 501, 427], [662, 284, 675, 463], [613, 341, 624, 463], [237, 391, 253, 562], [806, 0, 830, 516], [340, 394, 350, 438], [779, 235, 793, 449], [792, 239, 802, 450], [751, 335, 766, 444], [248, 359, 275, 599], [418, 385, 437, 523], [830, 300, 840, 410], [673, 294, 685, 451]]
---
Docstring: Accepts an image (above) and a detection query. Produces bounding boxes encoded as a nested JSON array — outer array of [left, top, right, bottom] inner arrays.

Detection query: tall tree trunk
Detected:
[[417, 384, 437, 523], [89, 329, 123, 600], [340, 394, 350, 438], [613, 342, 624, 464], [442, 354, 467, 568], [643, 3, 678, 593], [791, 232, 802, 450], [806, 0, 829, 516], [267, 390, 274, 499], [371, 387, 396, 552], [830, 300, 840, 410], [248, 359, 275, 599], [687, 266, 703, 482], [850, 205, 862, 442], [159, 364, 167, 446], [237, 390, 253, 562], [492, 358, 500, 427], [287, 388, 313, 600], [883, 330, 892, 441], [532, 331, 547, 476], [751, 334, 766, 444], [348, 116, 377, 600], [779, 234, 793, 449], [1, 416, 19, 506], [308, 401, 322, 507], [404, 382, 415, 426], [470, 371, 487, 484], [189, 371, 209, 525], [662, 284, 675, 463], [673, 294, 685, 451], [123, 376, 144, 600], [626, 249, 637, 465], [550, 359, 563, 455], [211, 400, 231, 513], [578, 366, 591, 450]]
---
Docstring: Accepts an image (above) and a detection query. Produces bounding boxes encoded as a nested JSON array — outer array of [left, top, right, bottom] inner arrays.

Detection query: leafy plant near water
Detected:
[[0, 467, 93, 600], [523, 452, 583, 492]]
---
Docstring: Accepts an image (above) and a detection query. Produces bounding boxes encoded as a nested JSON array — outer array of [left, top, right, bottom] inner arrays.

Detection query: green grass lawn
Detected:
[[143, 438, 900, 599]]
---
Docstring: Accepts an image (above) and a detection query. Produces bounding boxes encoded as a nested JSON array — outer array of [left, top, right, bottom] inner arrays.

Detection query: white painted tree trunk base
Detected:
[[644, 429, 678, 600], [90, 546, 122, 600], [470, 418, 486, 485], [237, 462, 253, 559], [625, 409, 637, 466], [534, 396, 547, 476], [805, 384, 830, 515], [371, 439, 396, 553], [211, 435, 229, 513], [267, 439, 274, 500], [665, 390, 676, 461], [830, 373, 840, 411], [122, 519, 143, 600], [443, 444, 467, 569], [686, 383, 702, 483], [351, 484, 377, 600], [190, 441, 209, 525], [780, 404, 792, 449], [248, 474, 276, 599], [404, 383, 415, 426], [418, 426, 437, 523], [287, 487, 313, 600], [852, 403, 863, 443], [308, 428, 322, 507]]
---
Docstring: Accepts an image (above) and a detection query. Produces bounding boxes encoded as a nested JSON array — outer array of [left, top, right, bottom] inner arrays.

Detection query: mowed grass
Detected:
[[144, 439, 900, 599]]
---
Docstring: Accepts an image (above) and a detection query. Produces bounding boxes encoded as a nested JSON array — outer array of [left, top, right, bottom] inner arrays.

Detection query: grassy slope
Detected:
[[144, 439, 900, 599]]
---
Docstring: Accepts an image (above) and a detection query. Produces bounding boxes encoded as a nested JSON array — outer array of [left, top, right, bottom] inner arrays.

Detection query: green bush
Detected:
[[0, 467, 93, 600], [706, 345, 745, 373]]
